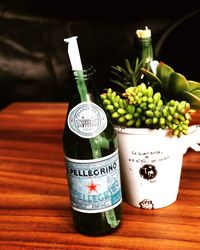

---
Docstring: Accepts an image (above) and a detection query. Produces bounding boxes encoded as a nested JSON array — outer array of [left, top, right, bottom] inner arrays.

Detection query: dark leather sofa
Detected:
[[0, 0, 199, 109]]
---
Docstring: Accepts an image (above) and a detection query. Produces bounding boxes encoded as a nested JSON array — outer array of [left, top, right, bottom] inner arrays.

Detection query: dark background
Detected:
[[0, 0, 199, 109]]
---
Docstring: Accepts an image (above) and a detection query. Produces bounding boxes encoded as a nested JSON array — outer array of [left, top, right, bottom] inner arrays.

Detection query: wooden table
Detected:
[[0, 102, 199, 250]]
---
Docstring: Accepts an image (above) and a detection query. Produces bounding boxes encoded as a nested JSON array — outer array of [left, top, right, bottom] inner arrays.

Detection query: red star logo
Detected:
[[86, 180, 99, 193]]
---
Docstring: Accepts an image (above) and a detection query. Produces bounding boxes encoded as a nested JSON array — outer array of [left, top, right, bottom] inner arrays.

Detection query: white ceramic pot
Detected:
[[115, 125, 200, 209]]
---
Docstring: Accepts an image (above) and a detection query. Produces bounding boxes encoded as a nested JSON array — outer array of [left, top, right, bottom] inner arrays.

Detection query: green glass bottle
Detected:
[[63, 65, 122, 236]]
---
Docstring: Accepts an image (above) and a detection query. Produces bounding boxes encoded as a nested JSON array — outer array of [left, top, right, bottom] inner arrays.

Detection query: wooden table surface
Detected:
[[0, 102, 200, 250]]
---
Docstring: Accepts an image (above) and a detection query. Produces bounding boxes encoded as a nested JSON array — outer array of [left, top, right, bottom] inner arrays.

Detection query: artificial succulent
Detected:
[[100, 59, 199, 137]]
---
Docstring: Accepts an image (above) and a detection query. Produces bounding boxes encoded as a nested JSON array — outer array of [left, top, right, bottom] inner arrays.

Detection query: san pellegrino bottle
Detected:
[[63, 62, 122, 235]]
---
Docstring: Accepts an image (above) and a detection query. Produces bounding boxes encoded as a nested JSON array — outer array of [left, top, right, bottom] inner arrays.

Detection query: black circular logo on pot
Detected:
[[139, 164, 157, 180], [139, 199, 154, 209]]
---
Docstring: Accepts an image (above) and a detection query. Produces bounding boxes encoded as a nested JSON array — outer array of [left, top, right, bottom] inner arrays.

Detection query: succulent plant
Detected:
[[100, 58, 198, 137], [101, 83, 192, 138]]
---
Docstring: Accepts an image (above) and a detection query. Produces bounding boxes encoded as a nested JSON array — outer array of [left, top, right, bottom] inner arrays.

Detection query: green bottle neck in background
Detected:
[[138, 36, 153, 71]]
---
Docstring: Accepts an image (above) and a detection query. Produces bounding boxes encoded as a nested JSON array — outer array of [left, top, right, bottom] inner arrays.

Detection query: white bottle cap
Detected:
[[64, 36, 83, 70]]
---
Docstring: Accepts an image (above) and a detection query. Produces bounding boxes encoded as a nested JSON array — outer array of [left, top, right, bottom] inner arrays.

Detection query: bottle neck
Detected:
[[73, 66, 96, 102], [138, 37, 153, 70]]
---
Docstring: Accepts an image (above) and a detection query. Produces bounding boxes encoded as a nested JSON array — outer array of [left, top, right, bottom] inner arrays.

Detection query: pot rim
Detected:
[[114, 126, 171, 136]]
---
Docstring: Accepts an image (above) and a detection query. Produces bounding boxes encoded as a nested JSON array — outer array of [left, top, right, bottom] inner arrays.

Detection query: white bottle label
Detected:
[[67, 102, 107, 138], [65, 150, 122, 213]]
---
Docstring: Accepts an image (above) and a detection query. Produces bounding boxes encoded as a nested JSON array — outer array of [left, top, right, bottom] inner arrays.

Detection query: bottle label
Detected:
[[65, 150, 122, 213], [67, 102, 107, 138]]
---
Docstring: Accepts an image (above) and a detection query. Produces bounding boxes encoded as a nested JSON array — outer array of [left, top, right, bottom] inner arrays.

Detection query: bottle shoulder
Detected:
[[63, 125, 118, 160]]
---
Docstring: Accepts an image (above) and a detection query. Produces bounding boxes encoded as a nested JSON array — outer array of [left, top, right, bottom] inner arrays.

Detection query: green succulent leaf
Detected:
[[191, 89, 200, 98], [141, 68, 162, 85], [110, 79, 127, 89], [178, 90, 200, 108], [125, 59, 137, 86], [156, 62, 174, 89], [167, 72, 189, 98], [188, 80, 200, 92]]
